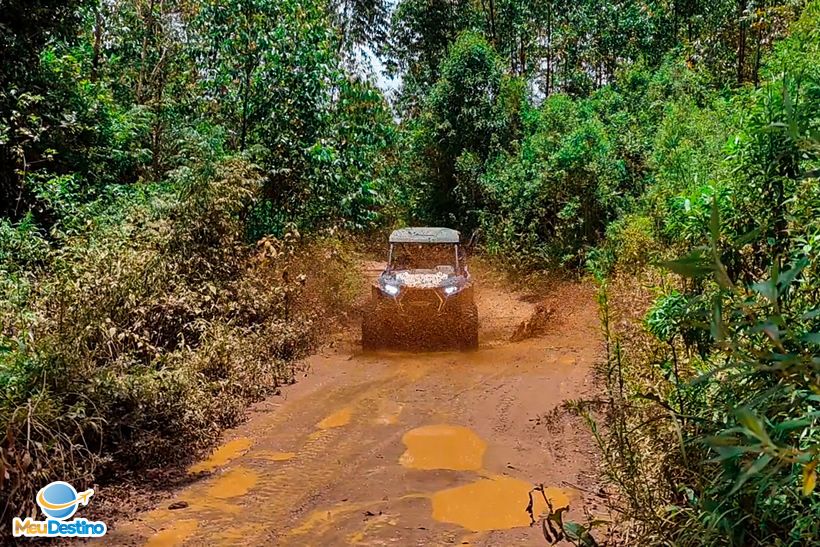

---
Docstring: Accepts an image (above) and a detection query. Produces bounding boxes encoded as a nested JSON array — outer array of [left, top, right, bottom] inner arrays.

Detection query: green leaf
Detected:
[[729, 453, 773, 495], [711, 295, 725, 342], [709, 445, 750, 462], [801, 333, 820, 345], [802, 308, 820, 320], [783, 85, 798, 140], [734, 228, 760, 247], [777, 257, 808, 295], [709, 199, 720, 246], [751, 279, 777, 304], [773, 418, 812, 431], [563, 521, 598, 546], [736, 407, 771, 445], [659, 249, 714, 278], [762, 322, 780, 343]]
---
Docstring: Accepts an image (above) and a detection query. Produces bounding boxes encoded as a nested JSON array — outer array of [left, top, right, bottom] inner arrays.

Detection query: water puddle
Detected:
[[145, 519, 198, 547], [431, 475, 569, 532], [286, 495, 423, 542], [188, 437, 252, 474], [399, 425, 486, 471], [205, 467, 258, 499], [316, 407, 353, 429]]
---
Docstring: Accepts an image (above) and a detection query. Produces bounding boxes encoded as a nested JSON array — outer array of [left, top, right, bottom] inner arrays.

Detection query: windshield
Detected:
[[390, 243, 458, 271]]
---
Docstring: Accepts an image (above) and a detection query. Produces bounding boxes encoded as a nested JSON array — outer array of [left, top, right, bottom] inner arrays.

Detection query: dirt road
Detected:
[[109, 263, 604, 546]]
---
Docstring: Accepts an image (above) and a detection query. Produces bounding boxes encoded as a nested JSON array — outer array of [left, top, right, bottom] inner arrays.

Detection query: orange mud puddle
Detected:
[[400, 424, 486, 471], [205, 467, 258, 499], [432, 475, 570, 532], [188, 438, 252, 474], [107, 266, 604, 546], [316, 406, 353, 429], [144, 519, 198, 547]]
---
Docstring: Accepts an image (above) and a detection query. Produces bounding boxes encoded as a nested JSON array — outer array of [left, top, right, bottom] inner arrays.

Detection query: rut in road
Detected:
[[109, 263, 605, 546]]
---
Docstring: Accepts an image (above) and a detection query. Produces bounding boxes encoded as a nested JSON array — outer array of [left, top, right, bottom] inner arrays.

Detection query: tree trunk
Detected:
[[489, 0, 497, 46], [136, 0, 157, 104], [737, 0, 747, 85], [91, 7, 102, 83], [545, 1, 552, 96], [240, 61, 254, 151]]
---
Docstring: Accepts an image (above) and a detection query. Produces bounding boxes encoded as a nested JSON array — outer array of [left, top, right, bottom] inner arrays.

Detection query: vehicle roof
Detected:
[[389, 227, 460, 244]]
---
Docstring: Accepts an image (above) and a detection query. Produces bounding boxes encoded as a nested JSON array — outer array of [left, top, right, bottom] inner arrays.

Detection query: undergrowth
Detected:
[[0, 156, 359, 527], [583, 4, 820, 543]]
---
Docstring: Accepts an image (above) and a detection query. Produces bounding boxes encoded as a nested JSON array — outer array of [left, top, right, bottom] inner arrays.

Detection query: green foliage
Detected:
[[606, 214, 657, 269], [0, 157, 360, 522], [386, 0, 479, 104], [477, 91, 628, 270], [593, 3, 820, 544], [331, 0, 391, 54], [0, 0, 392, 532]]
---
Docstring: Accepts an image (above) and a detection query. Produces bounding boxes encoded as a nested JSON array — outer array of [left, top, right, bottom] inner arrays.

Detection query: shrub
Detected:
[[0, 156, 359, 525]]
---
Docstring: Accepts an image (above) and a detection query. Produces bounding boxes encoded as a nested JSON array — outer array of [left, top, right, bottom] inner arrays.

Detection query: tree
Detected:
[[0, 0, 95, 218], [331, 0, 391, 55], [386, 0, 479, 110], [417, 31, 513, 226]]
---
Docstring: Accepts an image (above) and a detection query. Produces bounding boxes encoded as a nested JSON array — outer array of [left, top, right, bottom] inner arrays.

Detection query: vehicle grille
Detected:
[[399, 288, 442, 310]]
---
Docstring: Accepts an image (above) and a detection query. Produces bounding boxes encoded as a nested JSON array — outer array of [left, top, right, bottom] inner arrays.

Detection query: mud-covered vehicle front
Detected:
[[362, 227, 478, 350]]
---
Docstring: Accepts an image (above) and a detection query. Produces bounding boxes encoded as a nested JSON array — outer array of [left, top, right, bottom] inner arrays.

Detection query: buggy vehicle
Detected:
[[362, 227, 478, 350]]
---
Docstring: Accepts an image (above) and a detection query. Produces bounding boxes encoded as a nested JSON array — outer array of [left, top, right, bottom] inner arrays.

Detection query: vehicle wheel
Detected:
[[458, 303, 479, 351], [362, 301, 383, 350]]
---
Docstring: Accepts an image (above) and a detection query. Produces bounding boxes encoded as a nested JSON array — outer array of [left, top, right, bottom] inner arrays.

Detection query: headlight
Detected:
[[382, 283, 400, 296], [443, 285, 460, 296]]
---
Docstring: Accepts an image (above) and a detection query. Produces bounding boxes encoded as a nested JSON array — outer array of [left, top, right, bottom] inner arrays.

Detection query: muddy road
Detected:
[[109, 263, 604, 546]]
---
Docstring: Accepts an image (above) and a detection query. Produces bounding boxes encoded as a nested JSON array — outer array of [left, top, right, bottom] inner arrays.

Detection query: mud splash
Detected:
[[188, 437, 252, 474], [431, 475, 569, 532], [399, 424, 486, 471]]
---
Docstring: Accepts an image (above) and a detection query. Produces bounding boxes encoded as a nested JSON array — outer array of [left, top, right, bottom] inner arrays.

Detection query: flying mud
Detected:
[[107, 262, 605, 546]]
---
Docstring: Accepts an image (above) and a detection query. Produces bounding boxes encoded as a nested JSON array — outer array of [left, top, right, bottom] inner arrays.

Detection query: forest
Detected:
[[1, 0, 819, 544]]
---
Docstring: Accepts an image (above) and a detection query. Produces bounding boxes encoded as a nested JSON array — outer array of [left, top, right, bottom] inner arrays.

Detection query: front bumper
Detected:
[[372, 285, 473, 318]]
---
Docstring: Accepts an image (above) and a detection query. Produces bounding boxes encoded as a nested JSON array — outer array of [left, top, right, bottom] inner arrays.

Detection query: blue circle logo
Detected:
[[36, 481, 92, 520]]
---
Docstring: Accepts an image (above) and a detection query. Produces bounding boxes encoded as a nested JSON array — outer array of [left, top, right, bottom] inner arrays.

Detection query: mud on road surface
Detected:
[[109, 263, 605, 546]]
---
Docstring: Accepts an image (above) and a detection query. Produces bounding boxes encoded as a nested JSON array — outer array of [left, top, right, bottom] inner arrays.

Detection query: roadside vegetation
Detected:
[[2, 0, 819, 544], [0, 0, 378, 525], [381, 1, 820, 544]]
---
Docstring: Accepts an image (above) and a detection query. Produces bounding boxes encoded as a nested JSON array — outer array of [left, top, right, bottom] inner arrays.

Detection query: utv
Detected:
[[362, 227, 478, 350]]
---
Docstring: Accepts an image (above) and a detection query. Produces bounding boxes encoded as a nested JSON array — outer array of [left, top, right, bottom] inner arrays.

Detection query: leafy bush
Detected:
[[478, 92, 628, 271], [593, 3, 820, 544], [0, 156, 359, 524]]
